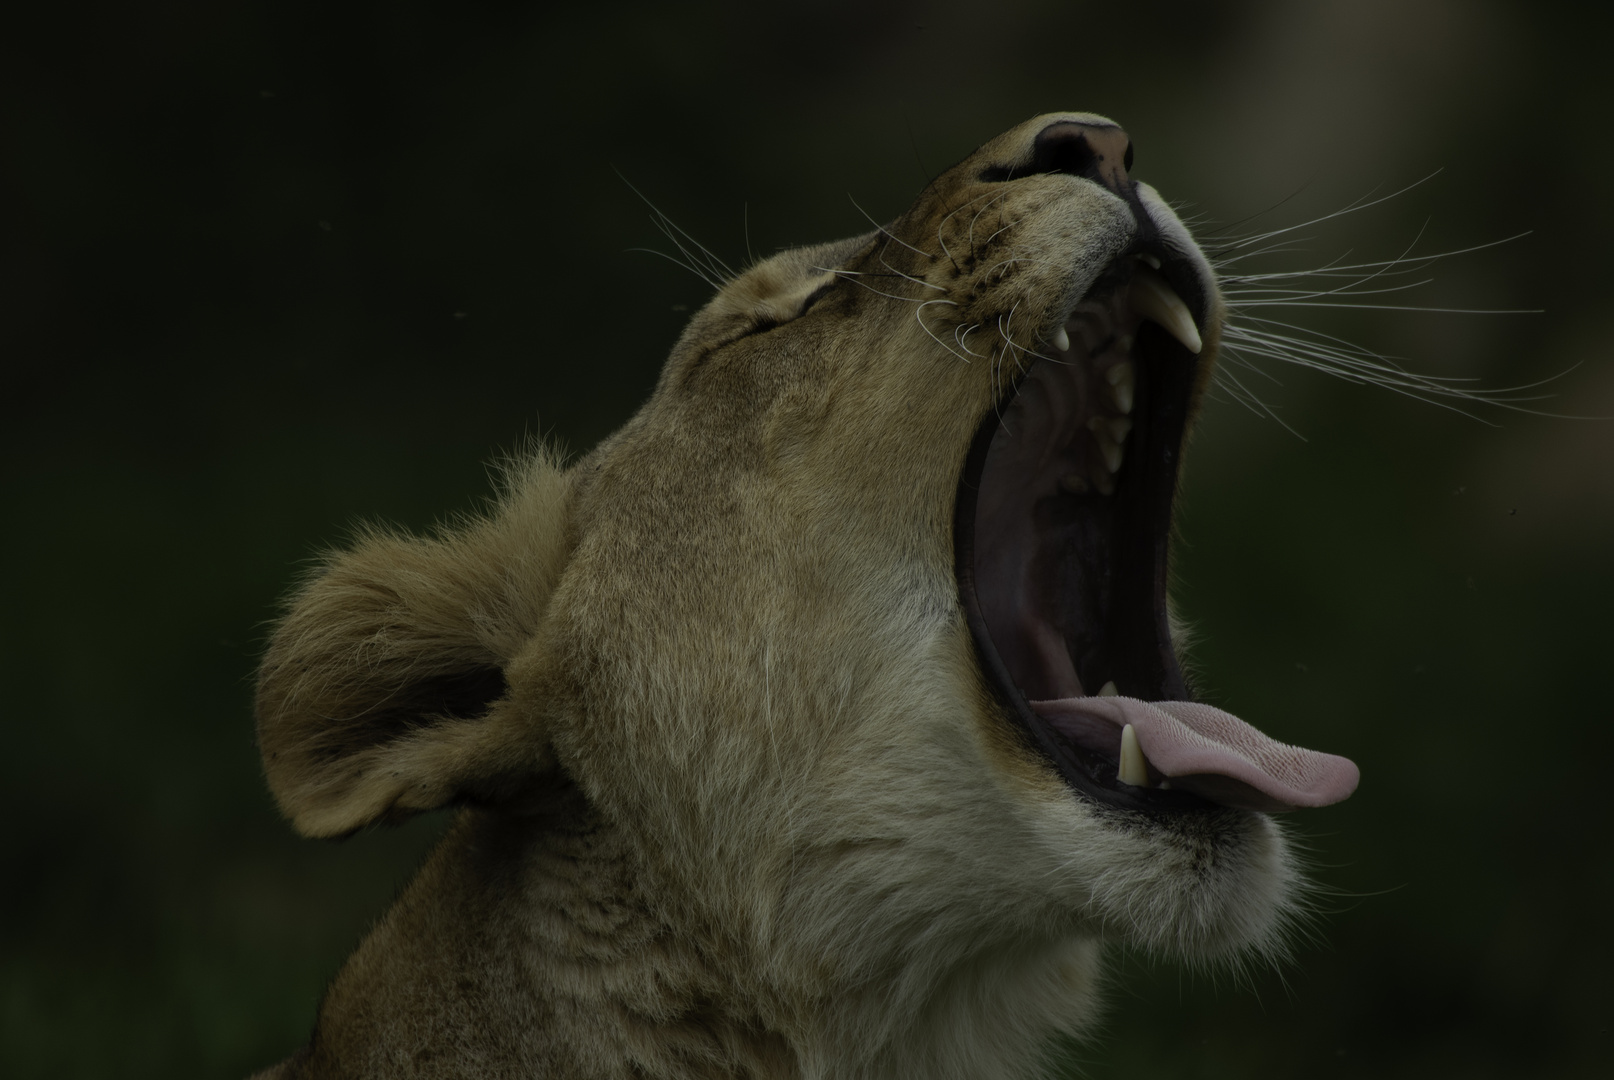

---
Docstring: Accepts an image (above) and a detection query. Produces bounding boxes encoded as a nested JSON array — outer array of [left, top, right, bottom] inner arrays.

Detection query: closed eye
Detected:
[[797, 279, 839, 317], [723, 278, 842, 346]]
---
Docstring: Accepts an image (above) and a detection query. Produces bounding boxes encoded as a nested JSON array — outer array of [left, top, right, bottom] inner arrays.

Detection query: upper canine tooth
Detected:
[[1118, 723, 1150, 787], [1130, 269, 1203, 355], [1051, 326, 1071, 353]]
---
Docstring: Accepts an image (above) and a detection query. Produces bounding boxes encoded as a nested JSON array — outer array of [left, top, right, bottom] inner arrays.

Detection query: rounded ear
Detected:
[[256, 452, 571, 838]]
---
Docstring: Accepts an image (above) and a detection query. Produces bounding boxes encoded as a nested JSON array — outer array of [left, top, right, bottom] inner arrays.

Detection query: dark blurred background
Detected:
[[4, 1, 1610, 1076]]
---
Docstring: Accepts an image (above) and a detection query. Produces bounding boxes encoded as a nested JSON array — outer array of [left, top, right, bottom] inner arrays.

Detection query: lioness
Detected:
[[253, 114, 1358, 1079]]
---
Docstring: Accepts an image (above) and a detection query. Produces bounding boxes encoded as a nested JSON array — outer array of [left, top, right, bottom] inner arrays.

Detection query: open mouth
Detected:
[[954, 251, 1359, 816]]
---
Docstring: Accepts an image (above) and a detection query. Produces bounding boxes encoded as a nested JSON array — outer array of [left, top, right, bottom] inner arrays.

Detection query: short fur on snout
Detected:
[[253, 114, 1303, 1080]]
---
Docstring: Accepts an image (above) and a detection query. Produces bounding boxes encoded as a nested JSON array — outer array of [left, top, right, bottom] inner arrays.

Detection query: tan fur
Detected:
[[253, 115, 1295, 1079]]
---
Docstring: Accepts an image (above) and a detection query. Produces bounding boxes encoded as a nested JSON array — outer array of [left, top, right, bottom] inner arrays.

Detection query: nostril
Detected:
[[980, 121, 1134, 194], [1030, 123, 1102, 178]]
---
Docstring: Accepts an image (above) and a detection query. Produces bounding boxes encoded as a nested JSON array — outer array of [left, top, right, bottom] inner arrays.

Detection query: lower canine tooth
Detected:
[[1118, 723, 1150, 787]]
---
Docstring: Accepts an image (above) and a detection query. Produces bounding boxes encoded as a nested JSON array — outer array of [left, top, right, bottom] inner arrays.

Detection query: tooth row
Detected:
[[1043, 272, 1178, 500], [1059, 373, 1134, 497], [1054, 263, 1201, 360]]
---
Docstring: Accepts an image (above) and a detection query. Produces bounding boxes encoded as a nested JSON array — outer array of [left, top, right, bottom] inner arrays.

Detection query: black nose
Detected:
[[982, 120, 1134, 196], [1032, 121, 1133, 192]]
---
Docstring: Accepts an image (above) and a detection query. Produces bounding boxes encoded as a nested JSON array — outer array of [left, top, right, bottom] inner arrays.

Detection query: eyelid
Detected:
[[708, 273, 843, 353], [797, 279, 839, 316]]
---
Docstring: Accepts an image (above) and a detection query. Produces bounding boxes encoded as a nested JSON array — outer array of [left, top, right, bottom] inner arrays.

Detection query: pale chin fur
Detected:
[[710, 649, 1299, 1077]]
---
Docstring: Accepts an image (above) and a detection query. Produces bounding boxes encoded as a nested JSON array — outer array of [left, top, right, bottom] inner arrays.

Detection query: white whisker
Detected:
[[833, 268, 935, 305], [617, 172, 737, 289], [626, 247, 723, 291], [875, 248, 950, 294], [1236, 300, 1541, 315], [916, 299, 975, 365], [1205, 172, 1444, 254], [936, 190, 1006, 270], [847, 194, 935, 261], [1207, 191, 1558, 420], [967, 191, 1012, 253]]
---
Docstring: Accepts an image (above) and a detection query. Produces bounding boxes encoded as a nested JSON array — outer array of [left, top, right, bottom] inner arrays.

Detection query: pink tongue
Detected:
[[1027, 695, 1359, 812]]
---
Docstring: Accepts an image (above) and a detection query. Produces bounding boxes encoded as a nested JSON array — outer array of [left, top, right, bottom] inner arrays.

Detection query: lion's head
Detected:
[[254, 113, 1357, 1079]]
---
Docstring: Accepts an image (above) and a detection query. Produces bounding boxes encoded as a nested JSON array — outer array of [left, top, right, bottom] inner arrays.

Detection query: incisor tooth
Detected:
[[1131, 269, 1202, 355], [1060, 474, 1090, 495], [1098, 680, 1119, 697], [1051, 326, 1071, 353], [1118, 723, 1150, 787]]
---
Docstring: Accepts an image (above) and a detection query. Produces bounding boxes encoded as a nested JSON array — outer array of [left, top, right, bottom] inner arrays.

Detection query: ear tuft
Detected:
[[256, 449, 571, 837]]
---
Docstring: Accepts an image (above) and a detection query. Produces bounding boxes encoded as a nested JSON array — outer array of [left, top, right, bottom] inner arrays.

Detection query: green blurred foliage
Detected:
[[3, 0, 1609, 1076]]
